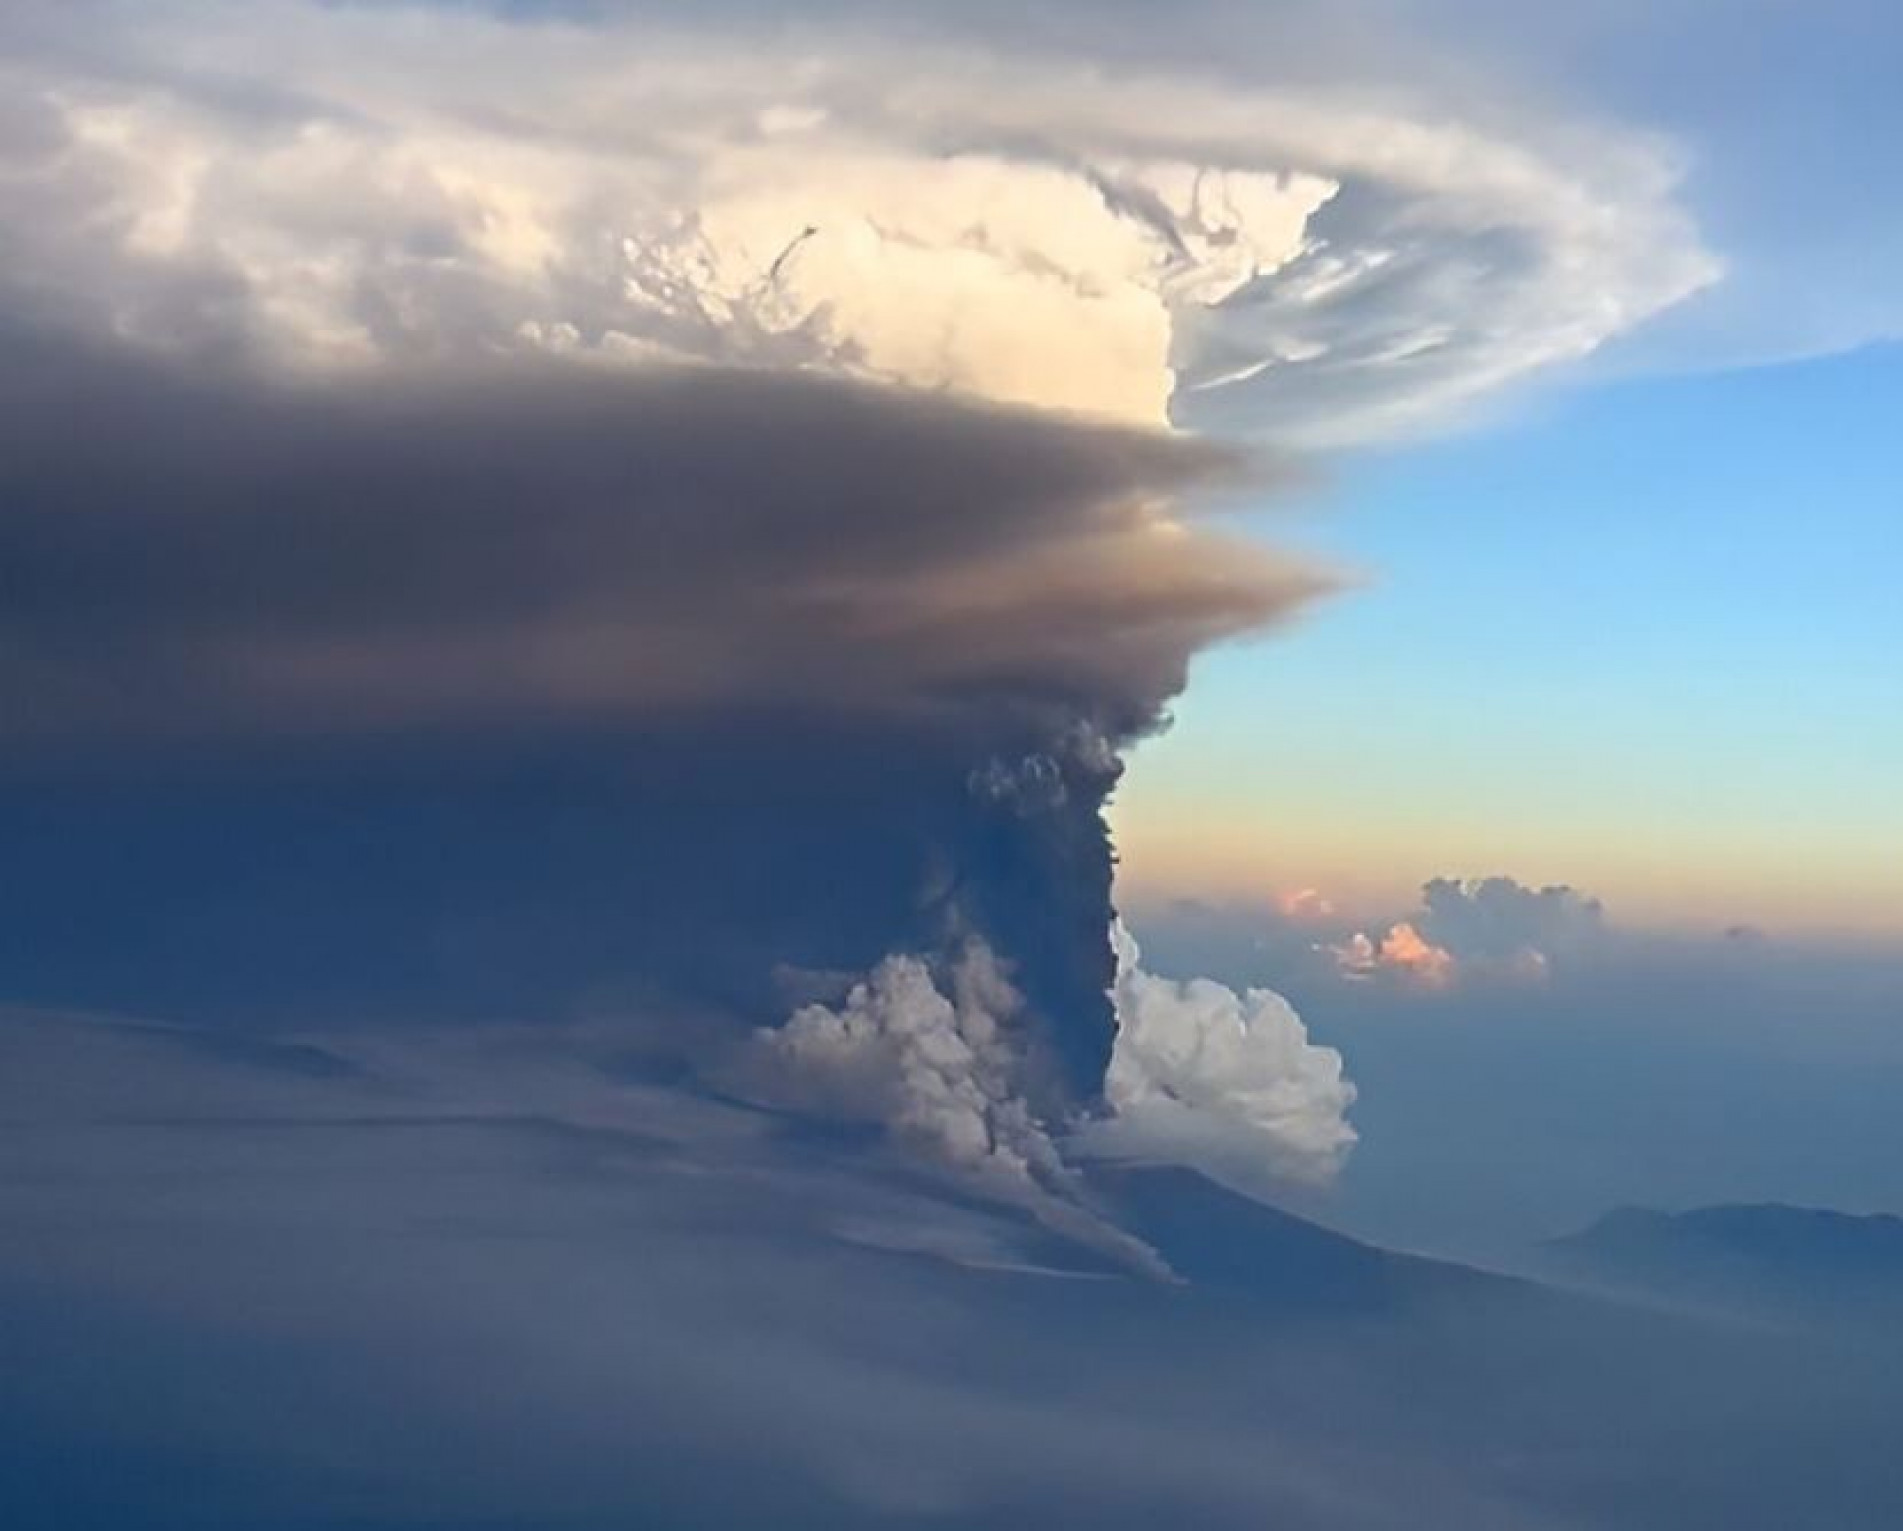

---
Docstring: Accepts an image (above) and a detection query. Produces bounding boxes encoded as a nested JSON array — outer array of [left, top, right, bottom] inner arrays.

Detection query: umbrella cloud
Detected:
[[0, 1, 1714, 440]]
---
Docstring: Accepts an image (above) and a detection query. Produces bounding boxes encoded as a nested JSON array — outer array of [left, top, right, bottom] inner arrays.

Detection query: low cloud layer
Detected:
[[13, 1000, 1899, 1531]]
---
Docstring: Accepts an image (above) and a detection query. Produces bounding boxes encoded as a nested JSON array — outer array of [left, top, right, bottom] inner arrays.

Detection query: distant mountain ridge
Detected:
[[1543, 1202, 1903, 1318]]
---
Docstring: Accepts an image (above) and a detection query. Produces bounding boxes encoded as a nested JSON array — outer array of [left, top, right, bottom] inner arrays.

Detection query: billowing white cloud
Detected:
[[766, 943, 1059, 1188], [0, 0, 1716, 440], [760, 919, 1361, 1247], [759, 940, 1172, 1275], [1078, 922, 1357, 1195]]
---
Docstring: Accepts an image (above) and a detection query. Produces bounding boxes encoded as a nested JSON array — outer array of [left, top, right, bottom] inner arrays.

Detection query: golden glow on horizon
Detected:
[[1110, 782, 1903, 941]]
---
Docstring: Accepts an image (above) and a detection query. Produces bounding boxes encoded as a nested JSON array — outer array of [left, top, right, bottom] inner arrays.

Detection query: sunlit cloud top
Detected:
[[2, 0, 1716, 440]]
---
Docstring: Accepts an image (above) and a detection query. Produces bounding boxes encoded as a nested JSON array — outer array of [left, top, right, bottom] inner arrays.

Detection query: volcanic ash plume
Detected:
[[6, 2, 1724, 1216], [0, 329, 1327, 1138]]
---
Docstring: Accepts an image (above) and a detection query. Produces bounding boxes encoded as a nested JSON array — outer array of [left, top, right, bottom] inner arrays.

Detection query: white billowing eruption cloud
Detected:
[[1079, 922, 1358, 1196], [0, 0, 1716, 440], [767, 943, 1061, 1190], [761, 941, 1171, 1275], [764, 919, 1358, 1251]]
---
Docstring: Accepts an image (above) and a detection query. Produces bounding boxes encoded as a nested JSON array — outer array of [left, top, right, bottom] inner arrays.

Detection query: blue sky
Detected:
[[1118, 339, 1903, 934]]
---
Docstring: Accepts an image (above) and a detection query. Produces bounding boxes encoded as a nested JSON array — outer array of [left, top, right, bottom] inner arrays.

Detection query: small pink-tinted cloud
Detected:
[[1276, 887, 1339, 922], [1327, 877, 1603, 990], [1331, 921, 1458, 988]]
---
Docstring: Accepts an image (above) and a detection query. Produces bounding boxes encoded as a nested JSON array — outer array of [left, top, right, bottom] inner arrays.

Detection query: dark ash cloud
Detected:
[[0, 327, 1319, 743], [0, 326, 1328, 1107]]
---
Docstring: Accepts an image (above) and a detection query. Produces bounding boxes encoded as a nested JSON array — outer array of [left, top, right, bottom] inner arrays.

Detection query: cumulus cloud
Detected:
[[0, 0, 1714, 441], [1420, 876, 1605, 963], [1332, 922, 1458, 988], [1277, 887, 1339, 922], [1077, 922, 1358, 1196], [1330, 877, 1605, 989]]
